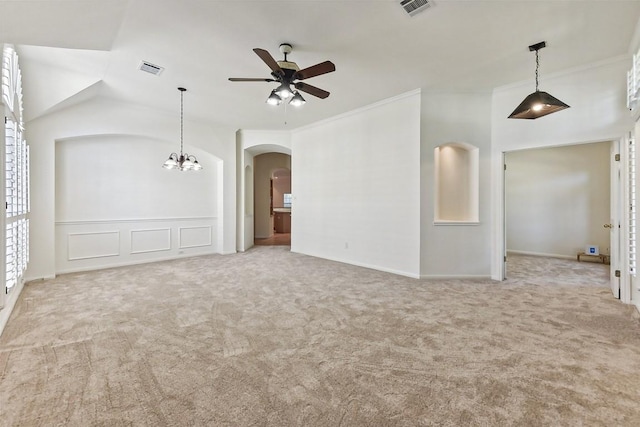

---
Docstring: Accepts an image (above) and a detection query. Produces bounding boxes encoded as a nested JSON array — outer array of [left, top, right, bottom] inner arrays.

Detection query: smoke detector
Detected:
[[400, 0, 434, 17]]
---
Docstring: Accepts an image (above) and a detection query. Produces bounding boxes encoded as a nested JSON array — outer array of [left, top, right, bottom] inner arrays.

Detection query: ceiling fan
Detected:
[[229, 43, 335, 106]]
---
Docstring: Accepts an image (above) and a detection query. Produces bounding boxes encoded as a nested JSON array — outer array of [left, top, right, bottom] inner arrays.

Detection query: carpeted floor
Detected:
[[1, 248, 639, 426]]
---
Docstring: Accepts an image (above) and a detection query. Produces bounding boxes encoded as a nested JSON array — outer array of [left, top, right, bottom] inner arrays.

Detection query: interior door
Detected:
[[610, 139, 622, 298]]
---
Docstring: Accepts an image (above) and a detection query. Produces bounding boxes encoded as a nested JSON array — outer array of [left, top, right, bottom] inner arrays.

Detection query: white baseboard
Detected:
[[507, 250, 575, 260], [55, 250, 220, 276], [24, 274, 56, 282], [0, 278, 26, 338], [420, 274, 493, 280], [291, 249, 421, 279]]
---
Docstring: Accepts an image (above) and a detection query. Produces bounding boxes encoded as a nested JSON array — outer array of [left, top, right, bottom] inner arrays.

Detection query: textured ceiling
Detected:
[[4, 0, 640, 130]]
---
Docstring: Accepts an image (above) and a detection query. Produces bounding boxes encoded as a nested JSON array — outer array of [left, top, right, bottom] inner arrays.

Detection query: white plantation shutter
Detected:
[[2, 45, 29, 295], [628, 50, 640, 111], [630, 136, 637, 277]]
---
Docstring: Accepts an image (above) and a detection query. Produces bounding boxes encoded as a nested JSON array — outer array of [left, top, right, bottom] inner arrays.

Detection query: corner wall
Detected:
[[291, 91, 421, 278]]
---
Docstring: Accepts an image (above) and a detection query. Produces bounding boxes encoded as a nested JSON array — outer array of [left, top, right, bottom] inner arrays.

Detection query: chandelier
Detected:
[[163, 87, 202, 171]]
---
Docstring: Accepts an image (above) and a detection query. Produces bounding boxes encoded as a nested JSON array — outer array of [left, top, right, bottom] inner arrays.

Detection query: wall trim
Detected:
[[56, 216, 216, 226], [67, 230, 120, 260], [433, 221, 481, 226], [178, 225, 212, 249], [494, 54, 630, 92], [55, 250, 220, 275], [130, 228, 171, 254], [292, 89, 421, 134]]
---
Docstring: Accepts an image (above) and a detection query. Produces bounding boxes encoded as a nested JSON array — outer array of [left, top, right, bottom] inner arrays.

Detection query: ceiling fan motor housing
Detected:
[[279, 43, 293, 54], [277, 61, 300, 73]]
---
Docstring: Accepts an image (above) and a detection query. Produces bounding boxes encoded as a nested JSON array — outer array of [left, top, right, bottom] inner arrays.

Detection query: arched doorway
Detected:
[[253, 153, 291, 246]]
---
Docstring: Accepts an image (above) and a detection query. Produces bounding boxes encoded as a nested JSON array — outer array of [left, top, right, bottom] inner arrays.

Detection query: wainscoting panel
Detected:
[[130, 228, 171, 254], [68, 231, 120, 261], [55, 217, 217, 274], [179, 226, 212, 249]]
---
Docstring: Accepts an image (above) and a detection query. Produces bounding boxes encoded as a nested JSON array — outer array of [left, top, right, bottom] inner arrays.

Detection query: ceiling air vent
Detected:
[[400, 0, 433, 17], [139, 61, 164, 76]]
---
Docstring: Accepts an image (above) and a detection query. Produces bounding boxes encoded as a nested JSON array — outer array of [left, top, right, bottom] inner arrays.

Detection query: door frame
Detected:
[[498, 139, 626, 298], [610, 138, 623, 300]]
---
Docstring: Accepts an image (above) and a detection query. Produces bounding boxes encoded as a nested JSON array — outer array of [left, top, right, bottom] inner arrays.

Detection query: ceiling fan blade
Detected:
[[295, 82, 330, 99], [294, 61, 335, 80], [253, 48, 284, 77], [229, 78, 276, 82]]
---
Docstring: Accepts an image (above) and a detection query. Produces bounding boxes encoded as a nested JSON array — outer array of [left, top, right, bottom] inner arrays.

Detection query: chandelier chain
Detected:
[[180, 89, 184, 155]]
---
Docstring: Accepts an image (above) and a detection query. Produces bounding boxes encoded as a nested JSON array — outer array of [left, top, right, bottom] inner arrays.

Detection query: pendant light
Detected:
[[508, 41, 570, 119], [163, 87, 202, 171]]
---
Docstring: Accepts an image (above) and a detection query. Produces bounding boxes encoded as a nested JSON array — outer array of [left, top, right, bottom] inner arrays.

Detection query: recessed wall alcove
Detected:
[[434, 142, 479, 224]]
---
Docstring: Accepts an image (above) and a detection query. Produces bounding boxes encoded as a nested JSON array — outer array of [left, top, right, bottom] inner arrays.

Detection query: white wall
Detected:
[[26, 97, 236, 280], [421, 92, 493, 278], [54, 135, 219, 273], [491, 57, 634, 279], [506, 142, 611, 259], [292, 91, 421, 278]]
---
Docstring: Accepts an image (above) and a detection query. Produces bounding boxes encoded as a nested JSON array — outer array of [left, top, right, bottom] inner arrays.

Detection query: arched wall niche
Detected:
[[434, 142, 479, 224]]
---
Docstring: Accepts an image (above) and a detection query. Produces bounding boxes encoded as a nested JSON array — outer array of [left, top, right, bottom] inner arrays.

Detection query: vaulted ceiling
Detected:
[[3, 0, 640, 130]]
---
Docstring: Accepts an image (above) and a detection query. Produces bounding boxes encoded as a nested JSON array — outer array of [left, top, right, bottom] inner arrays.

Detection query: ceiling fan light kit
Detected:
[[229, 43, 335, 108], [508, 41, 570, 119], [266, 89, 282, 106]]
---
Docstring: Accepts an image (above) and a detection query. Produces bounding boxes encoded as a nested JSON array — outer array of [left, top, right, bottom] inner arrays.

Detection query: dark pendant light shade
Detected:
[[508, 41, 570, 119], [508, 90, 570, 119]]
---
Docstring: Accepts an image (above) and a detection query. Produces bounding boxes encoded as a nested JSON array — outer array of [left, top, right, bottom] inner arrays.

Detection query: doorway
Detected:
[[504, 141, 612, 283], [253, 153, 291, 247]]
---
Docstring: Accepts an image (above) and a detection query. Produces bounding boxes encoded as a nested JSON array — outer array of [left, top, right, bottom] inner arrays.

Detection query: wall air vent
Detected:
[[400, 0, 433, 17], [139, 61, 164, 76]]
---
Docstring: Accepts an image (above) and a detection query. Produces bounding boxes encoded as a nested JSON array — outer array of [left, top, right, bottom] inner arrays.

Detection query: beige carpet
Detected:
[[1, 248, 639, 426]]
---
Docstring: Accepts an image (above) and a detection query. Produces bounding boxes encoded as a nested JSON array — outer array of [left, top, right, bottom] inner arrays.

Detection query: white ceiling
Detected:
[[3, 0, 640, 130]]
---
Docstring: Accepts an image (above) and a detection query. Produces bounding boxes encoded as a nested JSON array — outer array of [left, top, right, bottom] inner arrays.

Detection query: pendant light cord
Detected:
[[535, 50, 539, 92]]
